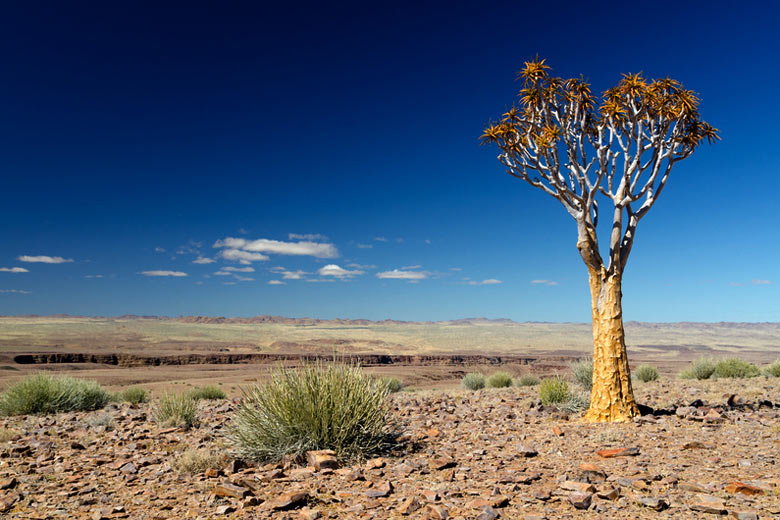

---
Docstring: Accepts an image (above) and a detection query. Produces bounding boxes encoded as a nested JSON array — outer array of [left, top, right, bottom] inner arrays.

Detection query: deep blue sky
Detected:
[[1, 1, 778, 321]]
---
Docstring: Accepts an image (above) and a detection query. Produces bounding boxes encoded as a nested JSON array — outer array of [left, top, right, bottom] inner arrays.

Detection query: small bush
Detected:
[[461, 372, 486, 390], [515, 374, 541, 386], [0, 427, 20, 443], [229, 362, 398, 463], [713, 358, 760, 379], [683, 357, 716, 380], [763, 360, 780, 377], [188, 385, 226, 401], [557, 392, 589, 413], [539, 377, 569, 405], [87, 412, 114, 430], [634, 365, 659, 382], [0, 373, 110, 416], [153, 392, 197, 428], [486, 371, 512, 388], [570, 358, 593, 391], [172, 448, 225, 474], [384, 377, 403, 393], [118, 387, 149, 404]]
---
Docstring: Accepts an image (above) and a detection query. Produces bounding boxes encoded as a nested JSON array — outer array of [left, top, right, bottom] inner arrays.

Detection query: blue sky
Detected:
[[1, 1, 778, 321]]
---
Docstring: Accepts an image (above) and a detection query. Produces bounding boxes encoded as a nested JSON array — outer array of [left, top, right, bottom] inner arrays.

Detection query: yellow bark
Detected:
[[583, 267, 639, 423]]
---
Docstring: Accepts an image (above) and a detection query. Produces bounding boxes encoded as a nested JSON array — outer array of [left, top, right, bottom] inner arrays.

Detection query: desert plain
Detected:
[[0, 316, 778, 519]]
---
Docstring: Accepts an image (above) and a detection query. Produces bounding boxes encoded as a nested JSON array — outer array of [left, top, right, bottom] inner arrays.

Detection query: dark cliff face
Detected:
[[12, 352, 539, 367]]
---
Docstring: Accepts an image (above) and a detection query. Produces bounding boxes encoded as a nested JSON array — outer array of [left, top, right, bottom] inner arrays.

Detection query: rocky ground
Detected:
[[0, 377, 778, 519]]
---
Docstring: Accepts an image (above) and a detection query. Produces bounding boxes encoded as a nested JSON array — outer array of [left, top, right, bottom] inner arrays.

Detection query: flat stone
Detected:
[[299, 507, 321, 520], [595, 486, 619, 500], [427, 505, 449, 519], [364, 481, 393, 498], [429, 456, 456, 470], [119, 462, 137, 475], [725, 482, 764, 495], [0, 478, 17, 491], [596, 447, 639, 458], [637, 497, 669, 511], [730, 512, 758, 520], [0, 493, 20, 513], [214, 482, 251, 499], [516, 445, 538, 457], [306, 450, 338, 471], [215, 504, 235, 514], [689, 494, 727, 515], [475, 506, 500, 520], [267, 491, 308, 510], [568, 492, 592, 510], [399, 496, 422, 515], [560, 481, 595, 493]]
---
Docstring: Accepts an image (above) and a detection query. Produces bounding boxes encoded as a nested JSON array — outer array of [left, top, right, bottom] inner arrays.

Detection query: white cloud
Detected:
[[214, 237, 338, 259], [467, 279, 502, 285], [0, 267, 29, 273], [374, 236, 388, 242], [449, 267, 462, 271], [402, 265, 422, 270], [85, 274, 104, 278], [214, 270, 232, 276], [220, 266, 255, 273], [238, 228, 248, 235], [0, 289, 31, 294], [192, 256, 216, 264], [223, 281, 236, 285], [425, 239, 431, 244], [219, 249, 270, 264], [140, 270, 188, 277], [531, 279, 558, 286], [752, 279, 773, 285], [348, 263, 375, 269], [233, 275, 255, 282], [280, 269, 308, 280], [289, 233, 327, 241], [318, 264, 364, 278], [154, 247, 166, 253], [18, 255, 73, 264], [376, 269, 429, 280], [357, 244, 373, 249], [268, 280, 285, 285]]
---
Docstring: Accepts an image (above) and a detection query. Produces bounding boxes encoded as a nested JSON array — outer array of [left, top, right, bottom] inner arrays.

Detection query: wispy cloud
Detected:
[[140, 270, 188, 277], [233, 275, 254, 282], [192, 256, 216, 264], [268, 280, 285, 285], [18, 255, 73, 264], [348, 263, 375, 269], [317, 264, 364, 278], [219, 249, 270, 264], [0, 289, 31, 294], [0, 267, 29, 273], [269, 268, 308, 280], [374, 236, 388, 242], [752, 279, 773, 285], [214, 237, 338, 259], [531, 279, 558, 286], [357, 244, 373, 249], [467, 279, 502, 285], [154, 247, 166, 253], [220, 266, 255, 273], [449, 267, 462, 271], [85, 274, 104, 278], [289, 233, 328, 241], [402, 265, 421, 270], [376, 269, 429, 280]]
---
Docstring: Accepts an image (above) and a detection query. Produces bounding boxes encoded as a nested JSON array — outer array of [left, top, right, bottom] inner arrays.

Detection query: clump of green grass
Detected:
[[515, 374, 541, 386], [634, 364, 659, 382], [383, 377, 403, 393], [152, 392, 198, 428], [116, 387, 149, 404], [678, 357, 716, 380], [188, 385, 226, 401], [0, 373, 110, 416], [486, 371, 513, 388], [0, 427, 20, 443], [763, 360, 780, 377], [570, 358, 593, 391], [539, 376, 570, 405], [229, 361, 398, 463], [713, 358, 760, 379], [461, 372, 486, 391], [172, 447, 225, 474]]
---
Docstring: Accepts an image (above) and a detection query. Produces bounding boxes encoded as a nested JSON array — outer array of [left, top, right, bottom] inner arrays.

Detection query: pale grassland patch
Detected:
[[172, 448, 226, 474]]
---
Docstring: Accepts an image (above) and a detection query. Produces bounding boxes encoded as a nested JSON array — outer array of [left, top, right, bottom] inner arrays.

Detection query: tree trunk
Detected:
[[583, 267, 639, 422]]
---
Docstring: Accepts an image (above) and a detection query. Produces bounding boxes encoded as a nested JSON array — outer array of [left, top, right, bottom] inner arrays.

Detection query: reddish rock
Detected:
[[689, 494, 727, 514], [568, 491, 592, 510], [267, 491, 309, 510], [365, 480, 393, 498], [306, 450, 338, 471], [214, 482, 251, 499], [0, 493, 19, 513], [429, 456, 456, 470], [560, 481, 595, 493], [399, 496, 422, 515], [638, 497, 669, 511], [725, 482, 765, 495], [596, 447, 639, 458], [427, 504, 449, 519]]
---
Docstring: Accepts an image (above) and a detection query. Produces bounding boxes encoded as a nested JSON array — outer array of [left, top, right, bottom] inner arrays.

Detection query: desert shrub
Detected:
[[153, 392, 197, 428], [713, 358, 760, 379], [570, 358, 593, 391], [117, 387, 149, 404], [0, 373, 110, 416], [515, 374, 541, 386], [634, 364, 659, 382], [0, 427, 20, 443], [229, 362, 398, 463], [188, 385, 226, 401], [539, 377, 569, 405], [557, 392, 589, 413], [461, 372, 486, 390], [87, 412, 115, 430], [172, 448, 225, 474], [685, 357, 716, 380], [486, 371, 513, 388], [763, 360, 780, 377], [383, 377, 403, 393]]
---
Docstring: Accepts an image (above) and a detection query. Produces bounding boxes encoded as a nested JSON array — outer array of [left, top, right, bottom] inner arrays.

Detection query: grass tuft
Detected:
[[713, 358, 760, 379], [515, 374, 541, 386], [539, 376, 569, 405], [634, 364, 659, 382], [763, 360, 780, 377], [152, 392, 197, 428], [228, 361, 398, 463], [117, 387, 149, 404], [0, 373, 110, 416], [486, 371, 513, 388], [679, 357, 716, 380], [461, 372, 486, 391], [172, 447, 225, 474], [188, 385, 226, 401], [383, 377, 403, 393], [570, 358, 593, 391]]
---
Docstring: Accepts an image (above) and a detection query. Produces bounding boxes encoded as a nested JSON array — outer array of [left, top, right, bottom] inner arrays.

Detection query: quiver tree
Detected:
[[481, 59, 718, 422]]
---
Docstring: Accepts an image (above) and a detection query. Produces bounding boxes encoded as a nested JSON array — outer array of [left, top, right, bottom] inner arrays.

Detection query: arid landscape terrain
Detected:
[[0, 316, 778, 519]]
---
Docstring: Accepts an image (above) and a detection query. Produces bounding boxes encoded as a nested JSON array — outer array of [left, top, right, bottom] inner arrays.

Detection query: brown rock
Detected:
[[215, 504, 235, 514], [689, 494, 727, 515], [365, 457, 386, 469], [427, 504, 449, 519], [399, 496, 422, 515], [422, 489, 439, 502], [567, 491, 592, 510], [119, 462, 137, 475], [214, 482, 251, 499], [299, 507, 321, 520], [267, 491, 309, 510], [595, 486, 619, 500], [476, 506, 500, 520], [638, 497, 669, 511], [0, 478, 17, 490], [596, 447, 639, 458], [552, 426, 563, 436], [365, 480, 393, 498], [204, 468, 220, 478], [0, 493, 19, 513], [560, 481, 595, 493], [429, 456, 456, 470], [224, 459, 247, 474], [306, 450, 338, 471], [724, 482, 764, 495], [730, 512, 758, 520], [516, 445, 538, 457]]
